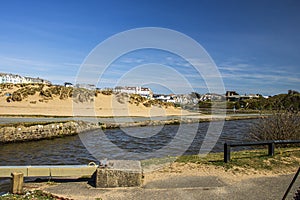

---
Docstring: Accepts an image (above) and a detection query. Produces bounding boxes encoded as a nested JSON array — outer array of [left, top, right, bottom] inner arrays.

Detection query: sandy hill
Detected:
[[0, 84, 190, 117]]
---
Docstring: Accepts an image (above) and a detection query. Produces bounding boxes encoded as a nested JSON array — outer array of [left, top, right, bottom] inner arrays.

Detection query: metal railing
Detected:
[[224, 140, 300, 163], [282, 167, 300, 200]]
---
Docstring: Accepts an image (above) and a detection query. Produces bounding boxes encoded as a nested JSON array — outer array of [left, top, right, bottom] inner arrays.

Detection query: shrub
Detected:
[[6, 96, 12, 102], [198, 101, 212, 108], [101, 90, 112, 95], [143, 101, 152, 107], [249, 111, 300, 141], [40, 89, 52, 98], [12, 92, 22, 101], [59, 87, 72, 100]]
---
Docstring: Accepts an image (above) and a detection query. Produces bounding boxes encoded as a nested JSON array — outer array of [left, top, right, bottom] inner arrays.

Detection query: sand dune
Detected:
[[0, 85, 191, 117]]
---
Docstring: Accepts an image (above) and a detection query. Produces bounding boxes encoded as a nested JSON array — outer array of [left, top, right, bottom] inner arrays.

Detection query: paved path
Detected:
[[25, 173, 297, 200]]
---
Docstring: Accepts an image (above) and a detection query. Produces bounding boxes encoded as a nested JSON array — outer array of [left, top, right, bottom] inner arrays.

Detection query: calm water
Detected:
[[0, 119, 256, 193]]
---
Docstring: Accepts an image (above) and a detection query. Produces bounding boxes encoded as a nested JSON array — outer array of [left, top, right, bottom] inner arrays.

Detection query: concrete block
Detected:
[[95, 160, 142, 188]]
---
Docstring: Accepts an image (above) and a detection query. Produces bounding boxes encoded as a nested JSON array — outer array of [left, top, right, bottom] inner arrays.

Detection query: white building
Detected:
[[114, 86, 153, 98], [173, 94, 198, 104], [153, 94, 176, 103], [200, 93, 225, 101], [0, 73, 51, 85], [0, 73, 24, 84], [24, 77, 51, 84], [75, 83, 96, 90]]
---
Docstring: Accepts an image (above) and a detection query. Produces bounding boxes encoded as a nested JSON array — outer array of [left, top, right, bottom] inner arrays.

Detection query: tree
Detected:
[[249, 110, 300, 141]]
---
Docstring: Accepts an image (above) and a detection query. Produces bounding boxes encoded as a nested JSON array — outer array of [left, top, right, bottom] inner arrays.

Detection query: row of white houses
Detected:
[[114, 86, 153, 98], [0, 73, 51, 85]]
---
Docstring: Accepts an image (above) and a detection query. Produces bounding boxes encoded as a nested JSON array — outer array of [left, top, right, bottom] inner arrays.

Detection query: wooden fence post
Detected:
[[11, 172, 23, 194], [224, 143, 230, 163], [268, 143, 275, 156]]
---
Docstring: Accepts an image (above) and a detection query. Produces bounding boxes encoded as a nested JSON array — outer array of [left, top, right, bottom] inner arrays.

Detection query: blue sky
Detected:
[[0, 0, 299, 95]]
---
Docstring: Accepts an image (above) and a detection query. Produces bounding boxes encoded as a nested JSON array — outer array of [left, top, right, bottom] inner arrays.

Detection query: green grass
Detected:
[[175, 147, 300, 171], [141, 156, 177, 168], [141, 147, 300, 172]]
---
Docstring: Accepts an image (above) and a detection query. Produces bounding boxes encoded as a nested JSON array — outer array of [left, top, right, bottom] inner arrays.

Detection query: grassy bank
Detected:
[[176, 147, 300, 172], [142, 147, 300, 173]]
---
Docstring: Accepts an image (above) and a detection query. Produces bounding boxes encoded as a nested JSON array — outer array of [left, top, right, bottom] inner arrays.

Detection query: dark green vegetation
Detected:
[[199, 91, 300, 142], [228, 90, 300, 111], [197, 90, 300, 111], [0, 190, 56, 200]]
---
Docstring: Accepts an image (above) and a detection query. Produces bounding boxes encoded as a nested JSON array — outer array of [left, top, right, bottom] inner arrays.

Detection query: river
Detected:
[[0, 119, 257, 193]]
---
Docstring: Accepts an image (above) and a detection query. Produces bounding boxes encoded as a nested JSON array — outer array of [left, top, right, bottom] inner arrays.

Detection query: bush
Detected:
[[12, 92, 22, 101], [249, 111, 300, 141], [101, 90, 112, 95], [27, 88, 37, 95], [59, 87, 72, 100], [198, 101, 212, 108], [6, 96, 12, 102], [40, 89, 52, 98], [143, 101, 152, 107]]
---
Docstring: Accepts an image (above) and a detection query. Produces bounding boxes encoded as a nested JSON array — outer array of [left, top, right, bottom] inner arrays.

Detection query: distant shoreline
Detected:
[[0, 113, 265, 125]]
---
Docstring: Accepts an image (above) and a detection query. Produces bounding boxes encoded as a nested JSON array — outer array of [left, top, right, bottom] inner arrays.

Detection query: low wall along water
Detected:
[[0, 121, 98, 143]]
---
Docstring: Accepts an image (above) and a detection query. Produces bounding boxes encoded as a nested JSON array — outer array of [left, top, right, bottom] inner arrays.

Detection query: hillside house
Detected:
[[114, 86, 153, 98], [0, 73, 51, 85]]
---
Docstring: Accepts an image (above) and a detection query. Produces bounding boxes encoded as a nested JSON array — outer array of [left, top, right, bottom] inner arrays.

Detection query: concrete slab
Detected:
[[144, 176, 226, 189], [34, 174, 295, 200]]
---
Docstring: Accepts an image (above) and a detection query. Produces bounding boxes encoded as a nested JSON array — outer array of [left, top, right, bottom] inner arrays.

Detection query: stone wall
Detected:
[[0, 121, 99, 143]]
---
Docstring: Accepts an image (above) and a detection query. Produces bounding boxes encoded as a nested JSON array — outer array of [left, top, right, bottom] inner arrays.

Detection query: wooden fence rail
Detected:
[[224, 140, 300, 163]]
